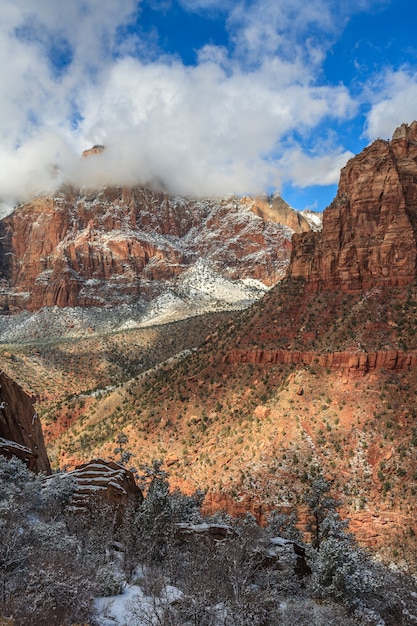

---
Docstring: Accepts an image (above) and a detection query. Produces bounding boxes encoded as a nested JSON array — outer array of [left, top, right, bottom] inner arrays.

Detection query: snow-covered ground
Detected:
[[95, 578, 183, 626], [0, 260, 269, 342]]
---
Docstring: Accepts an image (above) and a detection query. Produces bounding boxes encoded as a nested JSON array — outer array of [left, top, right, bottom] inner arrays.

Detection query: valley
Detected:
[[1, 122, 417, 572], [3, 3, 417, 623]]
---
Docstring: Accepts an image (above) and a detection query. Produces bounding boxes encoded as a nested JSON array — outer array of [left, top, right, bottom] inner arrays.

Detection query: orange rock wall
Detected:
[[289, 121, 417, 291], [225, 348, 417, 371]]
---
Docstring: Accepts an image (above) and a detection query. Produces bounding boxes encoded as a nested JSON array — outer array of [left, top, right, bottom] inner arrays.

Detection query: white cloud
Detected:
[[0, 0, 396, 207], [0, 0, 139, 149], [364, 69, 417, 141], [279, 146, 354, 188], [63, 56, 355, 196], [0, 132, 78, 204], [226, 0, 379, 66]]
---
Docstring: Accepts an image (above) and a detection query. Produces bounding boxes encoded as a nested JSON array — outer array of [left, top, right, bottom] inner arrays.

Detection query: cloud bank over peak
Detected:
[[0, 0, 416, 210]]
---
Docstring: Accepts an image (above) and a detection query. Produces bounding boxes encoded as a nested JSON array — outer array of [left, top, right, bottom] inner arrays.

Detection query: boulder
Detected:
[[62, 458, 143, 517]]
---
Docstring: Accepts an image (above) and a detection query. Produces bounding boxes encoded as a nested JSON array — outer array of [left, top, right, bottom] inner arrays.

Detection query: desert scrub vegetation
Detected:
[[0, 310, 233, 402], [4, 455, 416, 626]]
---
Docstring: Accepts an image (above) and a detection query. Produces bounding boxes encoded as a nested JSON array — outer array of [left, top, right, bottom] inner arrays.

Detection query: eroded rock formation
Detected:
[[61, 458, 143, 517], [0, 186, 309, 312], [289, 121, 417, 291], [0, 371, 51, 473]]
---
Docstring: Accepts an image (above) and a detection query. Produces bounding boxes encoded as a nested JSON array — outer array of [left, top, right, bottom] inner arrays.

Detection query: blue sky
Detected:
[[1, 0, 417, 212]]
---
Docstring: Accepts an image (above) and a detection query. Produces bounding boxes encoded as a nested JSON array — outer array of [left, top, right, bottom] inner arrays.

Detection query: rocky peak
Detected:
[[288, 121, 417, 291], [0, 186, 308, 313], [244, 195, 313, 233], [81, 144, 105, 158]]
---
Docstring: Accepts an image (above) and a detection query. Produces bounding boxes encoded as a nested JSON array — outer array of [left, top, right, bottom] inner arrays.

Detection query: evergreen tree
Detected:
[[302, 472, 339, 549]]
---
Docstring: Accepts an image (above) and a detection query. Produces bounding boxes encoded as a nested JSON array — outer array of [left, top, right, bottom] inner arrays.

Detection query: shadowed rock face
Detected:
[[0, 372, 51, 473], [0, 186, 310, 313], [289, 121, 417, 292]]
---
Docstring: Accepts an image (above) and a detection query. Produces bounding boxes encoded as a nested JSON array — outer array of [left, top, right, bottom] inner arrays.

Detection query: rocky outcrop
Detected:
[[288, 121, 417, 291], [0, 372, 51, 473], [82, 144, 105, 158], [174, 523, 310, 577], [225, 348, 417, 371], [61, 458, 143, 517], [244, 195, 313, 233], [175, 522, 238, 541], [0, 186, 305, 312]]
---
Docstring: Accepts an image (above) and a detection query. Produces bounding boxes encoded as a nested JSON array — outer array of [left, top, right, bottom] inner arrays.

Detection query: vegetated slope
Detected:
[[0, 310, 233, 402], [0, 186, 313, 313], [46, 122, 417, 560]]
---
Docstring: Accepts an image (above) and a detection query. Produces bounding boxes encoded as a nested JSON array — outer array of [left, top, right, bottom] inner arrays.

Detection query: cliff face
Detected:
[[289, 121, 417, 291], [0, 372, 51, 473], [225, 348, 417, 371], [0, 187, 308, 312], [247, 195, 313, 232]]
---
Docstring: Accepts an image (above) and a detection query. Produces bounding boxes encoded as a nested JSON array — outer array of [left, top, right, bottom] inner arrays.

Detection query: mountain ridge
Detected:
[[0, 186, 317, 317], [2, 123, 417, 559]]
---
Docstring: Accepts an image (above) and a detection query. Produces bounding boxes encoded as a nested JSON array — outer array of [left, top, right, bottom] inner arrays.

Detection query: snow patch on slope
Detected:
[[301, 209, 323, 231], [138, 260, 268, 327], [177, 259, 268, 304], [0, 261, 268, 341]]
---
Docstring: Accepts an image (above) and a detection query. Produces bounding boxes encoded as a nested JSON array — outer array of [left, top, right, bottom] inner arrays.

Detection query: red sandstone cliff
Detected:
[[0, 186, 308, 312], [224, 347, 417, 371], [0, 371, 51, 473], [288, 121, 417, 291]]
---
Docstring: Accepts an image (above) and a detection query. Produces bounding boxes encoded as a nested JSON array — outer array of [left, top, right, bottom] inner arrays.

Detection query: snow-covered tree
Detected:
[[310, 512, 375, 606], [0, 457, 96, 625], [309, 510, 417, 623], [302, 472, 340, 549], [267, 509, 302, 542], [114, 431, 135, 467], [134, 460, 205, 564], [40, 472, 77, 520]]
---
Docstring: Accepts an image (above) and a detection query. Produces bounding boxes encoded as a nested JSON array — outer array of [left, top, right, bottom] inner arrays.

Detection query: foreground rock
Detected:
[[62, 458, 143, 518], [0, 371, 50, 473]]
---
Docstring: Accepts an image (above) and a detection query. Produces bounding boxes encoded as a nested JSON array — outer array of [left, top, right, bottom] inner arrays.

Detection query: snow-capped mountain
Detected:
[[0, 185, 318, 324]]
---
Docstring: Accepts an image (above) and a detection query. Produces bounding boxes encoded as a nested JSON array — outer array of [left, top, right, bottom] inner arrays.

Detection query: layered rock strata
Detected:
[[289, 121, 417, 291], [60, 458, 143, 516], [0, 187, 309, 312], [225, 348, 417, 371]]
